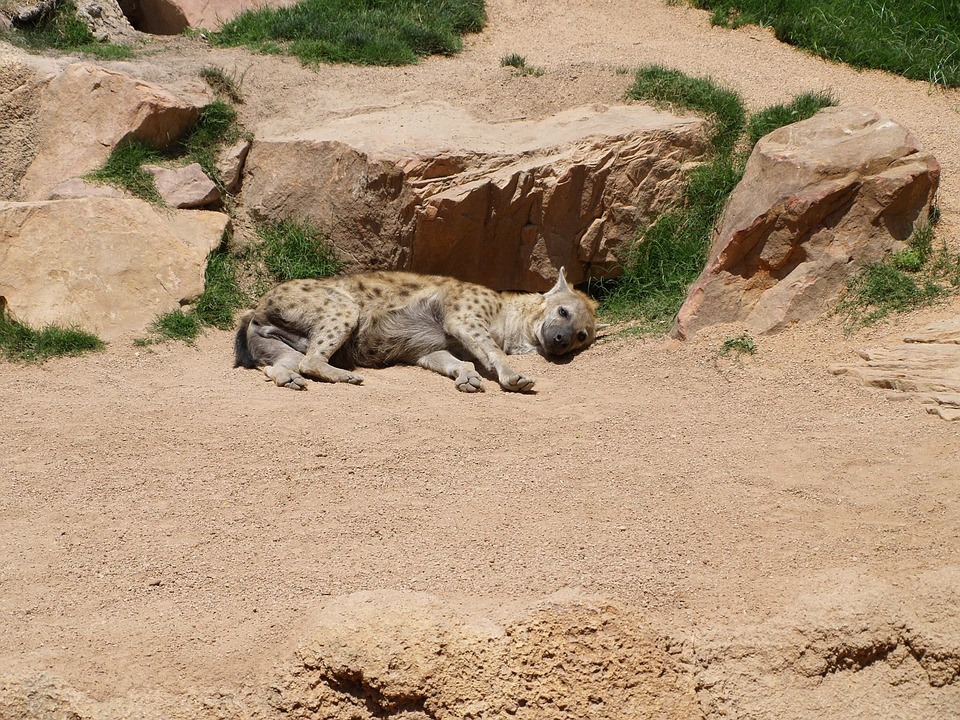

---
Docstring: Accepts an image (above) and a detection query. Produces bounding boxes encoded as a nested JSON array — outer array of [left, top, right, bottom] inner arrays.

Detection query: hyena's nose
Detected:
[[554, 332, 570, 350]]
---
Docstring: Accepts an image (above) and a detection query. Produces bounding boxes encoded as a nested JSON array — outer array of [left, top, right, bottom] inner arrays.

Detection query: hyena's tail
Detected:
[[234, 310, 257, 368]]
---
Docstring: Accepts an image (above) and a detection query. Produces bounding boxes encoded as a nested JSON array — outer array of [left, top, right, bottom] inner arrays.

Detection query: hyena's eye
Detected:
[[578, 331, 587, 342], [558, 307, 569, 318]]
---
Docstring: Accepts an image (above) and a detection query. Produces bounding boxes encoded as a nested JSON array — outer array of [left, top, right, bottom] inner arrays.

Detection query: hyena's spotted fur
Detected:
[[234, 269, 599, 392]]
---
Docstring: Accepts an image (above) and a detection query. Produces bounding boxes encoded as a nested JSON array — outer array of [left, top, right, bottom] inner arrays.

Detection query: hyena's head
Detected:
[[538, 268, 600, 357]]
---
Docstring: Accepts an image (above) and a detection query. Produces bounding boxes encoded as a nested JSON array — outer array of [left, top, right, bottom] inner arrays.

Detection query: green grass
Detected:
[[718, 331, 757, 357], [627, 64, 746, 154], [598, 66, 838, 332], [837, 221, 960, 328], [4, 1, 133, 59], [199, 66, 245, 104], [0, 309, 105, 362], [85, 139, 164, 203], [689, 0, 960, 87], [86, 99, 243, 201], [209, 0, 485, 66], [500, 53, 544, 77], [256, 218, 342, 284]]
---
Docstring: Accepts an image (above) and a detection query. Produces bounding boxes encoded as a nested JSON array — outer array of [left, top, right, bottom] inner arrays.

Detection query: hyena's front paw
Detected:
[[264, 365, 308, 390], [500, 373, 535, 392], [455, 365, 483, 393]]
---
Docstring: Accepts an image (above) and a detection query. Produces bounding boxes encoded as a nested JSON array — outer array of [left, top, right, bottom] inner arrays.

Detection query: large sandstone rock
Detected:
[[0, 197, 229, 339], [17, 62, 211, 200], [75, 0, 139, 42], [671, 106, 940, 339], [243, 101, 708, 291], [128, 0, 295, 34], [829, 317, 960, 421]]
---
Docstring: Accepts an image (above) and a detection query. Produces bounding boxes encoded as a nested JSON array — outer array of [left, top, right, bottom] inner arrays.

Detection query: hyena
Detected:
[[234, 268, 599, 392]]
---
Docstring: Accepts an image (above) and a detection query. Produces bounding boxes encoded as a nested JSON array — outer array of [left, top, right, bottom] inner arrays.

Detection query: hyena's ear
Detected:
[[545, 266, 571, 296]]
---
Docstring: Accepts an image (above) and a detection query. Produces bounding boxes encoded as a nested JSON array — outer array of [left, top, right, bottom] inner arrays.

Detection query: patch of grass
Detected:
[[85, 139, 164, 203], [176, 100, 243, 186], [627, 64, 746, 154], [256, 218, 342, 283], [5, 1, 133, 59], [746, 90, 836, 148], [597, 153, 745, 331], [837, 220, 960, 328], [193, 248, 248, 329], [87, 99, 244, 201], [689, 0, 960, 87], [199, 66, 245, 104], [0, 308, 105, 362], [209, 0, 485, 67], [718, 331, 757, 357], [500, 52, 543, 77], [150, 310, 203, 343]]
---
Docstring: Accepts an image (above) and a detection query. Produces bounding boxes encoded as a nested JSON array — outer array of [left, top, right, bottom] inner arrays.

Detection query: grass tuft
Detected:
[[837, 220, 960, 328], [718, 331, 757, 356], [199, 66, 245, 104], [5, 0, 133, 59], [627, 64, 746, 154], [500, 52, 543, 76], [689, 0, 960, 88], [256, 218, 342, 283], [85, 139, 164, 203], [0, 308, 105, 362], [210, 0, 486, 66]]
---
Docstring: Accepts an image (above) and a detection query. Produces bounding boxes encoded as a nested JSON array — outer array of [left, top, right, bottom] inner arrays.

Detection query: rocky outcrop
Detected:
[[829, 317, 960, 421], [671, 106, 940, 339], [17, 61, 210, 200], [0, 197, 229, 339], [243, 101, 708, 291], [127, 0, 295, 35]]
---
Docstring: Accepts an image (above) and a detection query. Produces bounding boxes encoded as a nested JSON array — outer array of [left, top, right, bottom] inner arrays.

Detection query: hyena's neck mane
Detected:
[[497, 292, 546, 355]]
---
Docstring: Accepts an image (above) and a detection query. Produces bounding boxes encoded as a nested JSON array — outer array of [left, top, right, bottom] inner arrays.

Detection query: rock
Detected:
[[128, 0, 295, 35], [272, 589, 699, 720], [17, 62, 211, 200], [43, 177, 128, 200], [0, 197, 229, 339], [75, 0, 139, 43], [829, 317, 960, 421], [144, 162, 220, 208], [243, 101, 708, 291], [0, 49, 48, 200], [216, 138, 250, 194], [0, 0, 55, 24], [671, 106, 940, 339]]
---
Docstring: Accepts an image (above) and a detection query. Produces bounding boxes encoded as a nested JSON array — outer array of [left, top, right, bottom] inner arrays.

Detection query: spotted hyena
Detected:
[[234, 268, 599, 392]]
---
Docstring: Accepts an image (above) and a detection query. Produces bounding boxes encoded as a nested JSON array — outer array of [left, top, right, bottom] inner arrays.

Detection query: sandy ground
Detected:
[[2, 0, 960, 715]]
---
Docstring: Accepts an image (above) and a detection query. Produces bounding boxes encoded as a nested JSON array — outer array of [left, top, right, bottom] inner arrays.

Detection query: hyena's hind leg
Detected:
[[239, 317, 310, 390], [416, 350, 483, 393], [296, 307, 364, 386]]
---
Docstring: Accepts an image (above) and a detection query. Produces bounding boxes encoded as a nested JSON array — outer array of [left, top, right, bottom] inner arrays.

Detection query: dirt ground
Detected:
[[2, 0, 959, 717]]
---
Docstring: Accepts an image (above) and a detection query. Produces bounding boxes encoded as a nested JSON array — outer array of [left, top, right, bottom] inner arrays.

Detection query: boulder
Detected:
[[0, 197, 229, 339], [17, 62, 211, 200], [0, 48, 48, 200], [243, 101, 708, 291], [75, 0, 139, 42], [144, 162, 220, 208], [128, 0, 295, 35], [671, 106, 940, 339], [829, 317, 960, 421]]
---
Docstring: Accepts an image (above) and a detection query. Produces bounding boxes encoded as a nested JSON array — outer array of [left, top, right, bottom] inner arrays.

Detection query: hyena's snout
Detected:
[[545, 326, 574, 355]]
